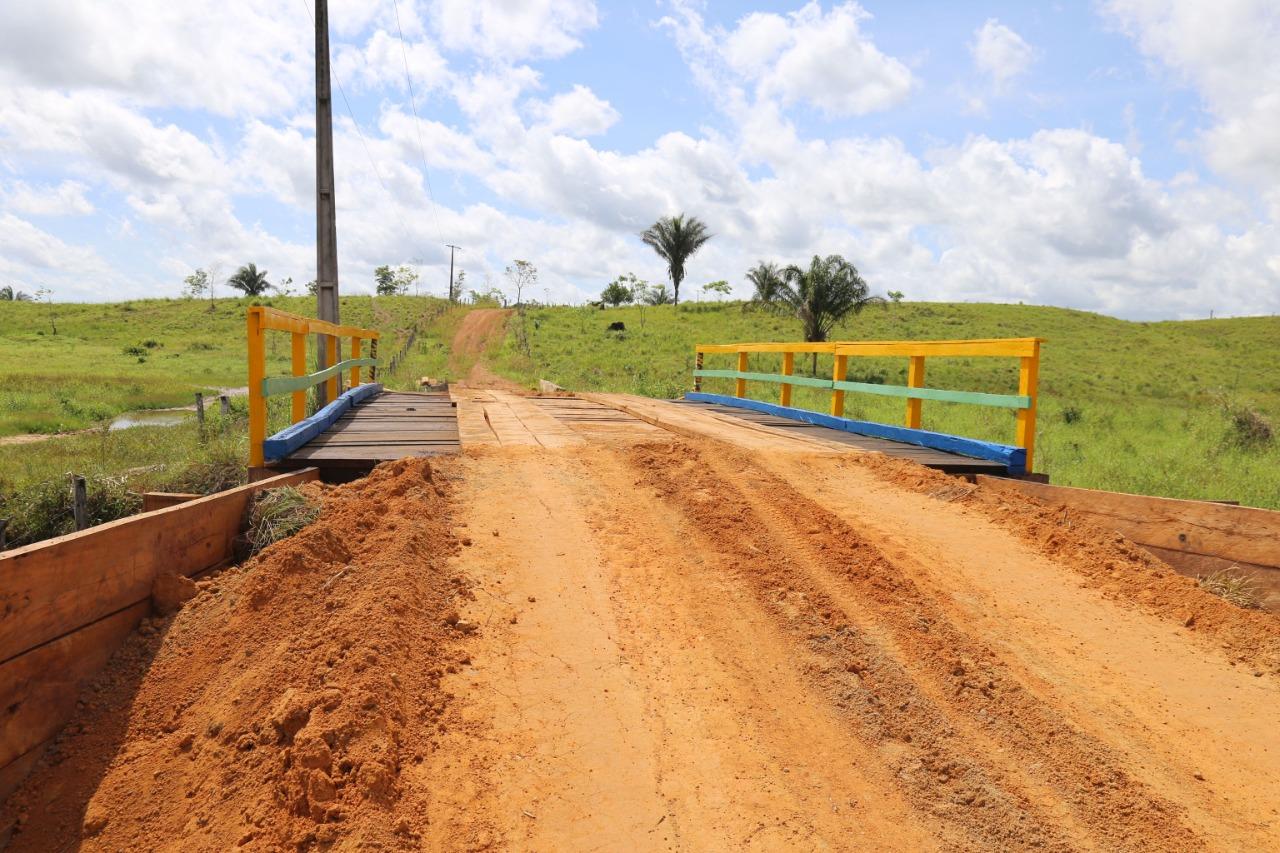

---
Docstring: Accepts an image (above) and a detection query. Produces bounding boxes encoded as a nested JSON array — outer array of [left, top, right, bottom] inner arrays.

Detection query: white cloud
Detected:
[[528, 85, 619, 136], [1102, 0, 1280, 191], [4, 180, 94, 216], [664, 1, 914, 118], [431, 0, 598, 62], [970, 19, 1035, 87]]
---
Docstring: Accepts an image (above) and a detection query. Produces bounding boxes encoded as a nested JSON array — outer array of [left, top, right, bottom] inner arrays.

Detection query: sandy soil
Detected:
[[448, 309, 525, 392], [3, 392, 1278, 850]]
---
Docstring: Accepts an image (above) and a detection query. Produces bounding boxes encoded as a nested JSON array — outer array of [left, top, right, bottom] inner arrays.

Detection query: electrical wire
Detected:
[[389, 0, 446, 248]]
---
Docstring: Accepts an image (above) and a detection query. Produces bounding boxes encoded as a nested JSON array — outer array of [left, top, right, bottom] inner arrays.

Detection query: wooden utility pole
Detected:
[[446, 244, 461, 302], [315, 0, 340, 405]]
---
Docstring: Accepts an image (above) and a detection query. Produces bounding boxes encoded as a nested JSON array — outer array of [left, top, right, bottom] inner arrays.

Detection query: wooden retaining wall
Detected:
[[978, 476, 1280, 610], [0, 468, 318, 801]]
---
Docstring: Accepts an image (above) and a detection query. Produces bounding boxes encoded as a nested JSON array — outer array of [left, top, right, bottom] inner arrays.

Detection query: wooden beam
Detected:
[[141, 492, 201, 513], [0, 468, 318, 664]]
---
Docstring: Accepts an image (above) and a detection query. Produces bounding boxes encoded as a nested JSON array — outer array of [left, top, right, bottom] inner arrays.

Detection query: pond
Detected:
[[107, 409, 194, 431]]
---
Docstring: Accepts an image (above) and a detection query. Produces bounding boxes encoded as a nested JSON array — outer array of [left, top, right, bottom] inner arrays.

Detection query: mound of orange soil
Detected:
[[1, 458, 468, 851]]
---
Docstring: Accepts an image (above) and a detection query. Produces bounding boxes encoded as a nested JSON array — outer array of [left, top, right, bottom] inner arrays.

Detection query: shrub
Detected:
[[245, 486, 321, 553], [1061, 406, 1083, 424], [1197, 569, 1262, 609], [122, 345, 147, 356]]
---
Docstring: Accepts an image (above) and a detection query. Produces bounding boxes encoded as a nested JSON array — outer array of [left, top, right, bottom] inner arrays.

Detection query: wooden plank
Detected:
[[836, 338, 1042, 358], [261, 383, 382, 460], [0, 740, 43, 804], [141, 492, 201, 513], [694, 369, 834, 389], [831, 380, 1029, 409], [0, 601, 149, 773], [976, 476, 1280, 569], [0, 468, 317, 664]]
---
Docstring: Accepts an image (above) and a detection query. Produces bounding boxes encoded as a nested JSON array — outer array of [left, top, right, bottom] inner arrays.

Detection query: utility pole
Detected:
[[446, 244, 461, 302], [315, 0, 340, 405]]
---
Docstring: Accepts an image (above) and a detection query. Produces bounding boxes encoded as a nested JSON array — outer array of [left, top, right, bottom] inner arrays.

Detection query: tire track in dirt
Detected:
[[625, 440, 1205, 851]]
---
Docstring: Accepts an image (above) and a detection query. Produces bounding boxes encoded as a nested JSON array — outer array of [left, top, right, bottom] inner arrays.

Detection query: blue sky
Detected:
[[0, 1, 1277, 319]]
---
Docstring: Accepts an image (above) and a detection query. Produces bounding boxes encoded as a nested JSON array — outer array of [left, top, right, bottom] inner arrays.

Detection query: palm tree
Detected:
[[0, 285, 33, 301], [776, 255, 885, 374], [744, 261, 784, 311], [640, 214, 711, 305], [227, 263, 272, 296]]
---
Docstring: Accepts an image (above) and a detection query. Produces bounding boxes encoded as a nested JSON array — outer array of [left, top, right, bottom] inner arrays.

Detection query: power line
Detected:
[[389, 0, 446, 248]]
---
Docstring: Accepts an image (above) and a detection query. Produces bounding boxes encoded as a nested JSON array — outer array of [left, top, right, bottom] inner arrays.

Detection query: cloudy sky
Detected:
[[0, 0, 1277, 319]]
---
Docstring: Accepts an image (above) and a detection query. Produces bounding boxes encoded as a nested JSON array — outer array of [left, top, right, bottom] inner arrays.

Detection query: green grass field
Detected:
[[491, 301, 1280, 508], [0, 294, 441, 435]]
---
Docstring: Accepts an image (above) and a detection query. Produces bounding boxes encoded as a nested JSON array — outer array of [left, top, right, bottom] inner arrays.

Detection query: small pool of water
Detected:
[[108, 409, 194, 431]]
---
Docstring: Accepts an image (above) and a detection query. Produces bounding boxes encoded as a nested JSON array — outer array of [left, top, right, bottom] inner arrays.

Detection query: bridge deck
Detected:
[[270, 389, 460, 481], [673, 399, 1010, 475]]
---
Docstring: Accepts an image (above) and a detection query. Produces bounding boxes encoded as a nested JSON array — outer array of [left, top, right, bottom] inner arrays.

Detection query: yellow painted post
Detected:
[[247, 308, 266, 468], [780, 351, 794, 407], [735, 351, 748, 398], [349, 335, 362, 389], [694, 350, 702, 392], [905, 355, 925, 429], [1015, 341, 1041, 473], [325, 335, 339, 401], [290, 331, 307, 424], [830, 353, 848, 417]]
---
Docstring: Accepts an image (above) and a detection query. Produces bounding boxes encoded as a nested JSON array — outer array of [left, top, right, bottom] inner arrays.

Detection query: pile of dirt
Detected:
[[1, 458, 469, 851]]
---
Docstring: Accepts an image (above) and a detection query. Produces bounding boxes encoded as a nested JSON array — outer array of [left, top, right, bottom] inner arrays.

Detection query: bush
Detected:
[[1061, 406, 1083, 424], [122, 345, 147, 356], [245, 486, 321, 553], [1197, 569, 1261, 609]]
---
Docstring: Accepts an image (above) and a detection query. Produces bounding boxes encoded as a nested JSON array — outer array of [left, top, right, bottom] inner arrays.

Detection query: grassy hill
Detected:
[[491, 301, 1280, 508], [0, 294, 441, 435]]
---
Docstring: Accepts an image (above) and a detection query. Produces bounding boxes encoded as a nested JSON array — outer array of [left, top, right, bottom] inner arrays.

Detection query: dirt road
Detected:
[[448, 308, 523, 391], [3, 393, 1278, 850]]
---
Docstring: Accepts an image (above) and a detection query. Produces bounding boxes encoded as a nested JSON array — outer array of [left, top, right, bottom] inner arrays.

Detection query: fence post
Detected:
[[1015, 341, 1041, 473], [194, 392, 205, 437], [70, 474, 88, 531], [350, 335, 362, 389], [325, 335, 339, 401], [291, 331, 307, 423], [247, 308, 267, 468], [780, 351, 794, 407], [830, 353, 848, 417], [735, 351, 748, 398], [370, 338, 379, 382], [693, 350, 703, 392], [905, 355, 925, 429], [0, 518, 8, 551]]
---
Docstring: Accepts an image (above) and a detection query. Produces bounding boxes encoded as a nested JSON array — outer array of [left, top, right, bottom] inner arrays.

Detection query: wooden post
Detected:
[[1015, 341, 1041, 473], [370, 338, 379, 383], [693, 350, 703, 392], [735, 351, 748, 398], [71, 475, 88, 531], [325, 334, 339, 402], [247, 308, 267, 468], [0, 518, 8, 551], [830, 353, 848, 417], [349, 335, 362, 389], [780, 351, 794, 407], [905, 355, 925, 429], [192, 389, 204, 435], [291, 331, 307, 423]]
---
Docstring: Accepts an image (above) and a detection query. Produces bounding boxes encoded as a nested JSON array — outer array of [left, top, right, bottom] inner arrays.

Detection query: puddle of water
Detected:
[[108, 409, 194, 431]]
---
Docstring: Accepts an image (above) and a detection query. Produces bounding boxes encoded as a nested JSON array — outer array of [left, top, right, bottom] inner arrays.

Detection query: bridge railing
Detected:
[[693, 337, 1043, 471], [247, 306, 381, 467]]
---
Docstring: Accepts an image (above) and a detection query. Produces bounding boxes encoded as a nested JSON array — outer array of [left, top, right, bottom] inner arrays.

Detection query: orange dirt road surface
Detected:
[[3, 393, 1278, 851]]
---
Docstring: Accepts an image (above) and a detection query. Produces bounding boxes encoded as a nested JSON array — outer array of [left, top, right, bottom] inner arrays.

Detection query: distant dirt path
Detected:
[[448, 308, 523, 391]]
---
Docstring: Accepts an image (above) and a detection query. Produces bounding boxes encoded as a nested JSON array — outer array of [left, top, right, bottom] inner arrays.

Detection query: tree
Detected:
[[640, 213, 711, 305], [601, 276, 636, 307], [305, 280, 319, 296], [374, 264, 418, 296], [182, 269, 210, 299], [887, 290, 904, 303], [642, 282, 673, 305], [702, 280, 731, 301], [277, 276, 295, 296], [227, 263, 272, 296], [506, 260, 537, 355], [745, 261, 784, 310], [775, 255, 885, 374], [0, 285, 33, 301]]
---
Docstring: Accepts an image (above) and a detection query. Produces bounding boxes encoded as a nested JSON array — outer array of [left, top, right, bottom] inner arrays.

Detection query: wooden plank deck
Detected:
[[674, 399, 1010, 475], [269, 390, 461, 481]]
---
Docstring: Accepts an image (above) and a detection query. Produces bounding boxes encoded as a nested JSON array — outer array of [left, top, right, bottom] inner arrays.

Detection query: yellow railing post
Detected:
[[247, 308, 266, 468], [694, 350, 703, 392], [1015, 341, 1040, 473], [780, 351, 794, 407], [325, 335, 339, 401], [735, 351, 748, 398], [349, 335, 362, 389], [831, 353, 848, 417], [290, 331, 307, 424], [905, 355, 925, 429]]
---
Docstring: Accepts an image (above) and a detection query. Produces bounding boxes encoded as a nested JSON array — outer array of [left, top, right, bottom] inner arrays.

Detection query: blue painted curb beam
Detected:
[[685, 391, 1026, 475], [263, 383, 383, 462]]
